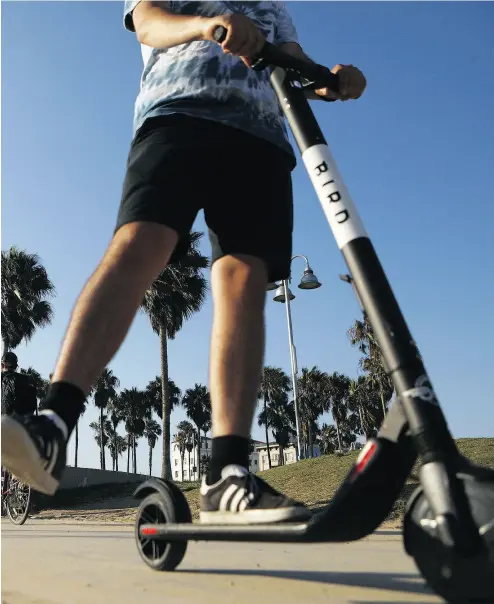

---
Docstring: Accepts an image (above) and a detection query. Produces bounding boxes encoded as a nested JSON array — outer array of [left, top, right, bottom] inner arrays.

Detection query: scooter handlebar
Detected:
[[213, 26, 339, 94]]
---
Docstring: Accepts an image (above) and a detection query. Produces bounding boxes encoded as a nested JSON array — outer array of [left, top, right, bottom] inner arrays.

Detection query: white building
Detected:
[[171, 436, 262, 482], [256, 439, 321, 472]]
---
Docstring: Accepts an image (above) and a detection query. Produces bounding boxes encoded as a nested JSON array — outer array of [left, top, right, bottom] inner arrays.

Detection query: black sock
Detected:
[[208, 435, 250, 484], [39, 382, 87, 438]]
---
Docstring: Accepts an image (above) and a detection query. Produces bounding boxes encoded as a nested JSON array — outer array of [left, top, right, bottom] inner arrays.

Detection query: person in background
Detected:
[[1, 352, 38, 417]]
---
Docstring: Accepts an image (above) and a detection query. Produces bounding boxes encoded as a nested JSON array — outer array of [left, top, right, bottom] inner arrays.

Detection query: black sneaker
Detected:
[[200, 464, 312, 525], [1, 414, 67, 495]]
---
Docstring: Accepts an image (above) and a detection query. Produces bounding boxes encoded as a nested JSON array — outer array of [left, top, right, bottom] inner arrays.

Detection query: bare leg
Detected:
[[1, 221, 179, 495], [201, 256, 310, 523], [52, 221, 178, 393], [209, 254, 268, 438]]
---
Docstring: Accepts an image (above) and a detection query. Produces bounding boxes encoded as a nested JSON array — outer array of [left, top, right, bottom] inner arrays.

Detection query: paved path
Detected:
[[2, 520, 441, 604]]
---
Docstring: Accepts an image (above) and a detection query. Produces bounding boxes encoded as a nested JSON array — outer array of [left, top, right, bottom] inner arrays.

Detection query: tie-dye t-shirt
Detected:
[[123, 1, 298, 158]]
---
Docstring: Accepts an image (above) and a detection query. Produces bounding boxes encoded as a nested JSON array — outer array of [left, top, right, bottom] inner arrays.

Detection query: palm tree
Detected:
[[107, 392, 127, 471], [119, 387, 148, 473], [350, 375, 387, 439], [258, 367, 290, 469], [19, 367, 49, 414], [182, 383, 211, 481], [297, 367, 332, 457], [202, 417, 212, 446], [89, 415, 113, 463], [326, 371, 351, 452], [141, 232, 209, 480], [108, 434, 128, 471], [1, 247, 55, 351], [92, 368, 120, 470], [347, 315, 394, 417], [145, 376, 181, 418], [270, 394, 296, 465], [175, 420, 195, 481], [317, 423, 339, 454], [258, 391, 295, 466], [74, 400, 87, 468], [143, 418, 162, 476], [347, 377, 365, 437]]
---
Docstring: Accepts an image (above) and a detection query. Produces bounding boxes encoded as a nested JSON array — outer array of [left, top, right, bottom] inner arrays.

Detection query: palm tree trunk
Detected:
[[133, 438, 137, 473], [149, 445, 152, 476], [74, 423, 79, 468], [127, 436, 131, 473], [188, 450, 191, 481], [100, 407, 105, 470], [308, 423, 314, 458], [335, 419, 342, 451], [113, 425, 118, 472], [358, 405, 366, 438], [263, 397, 272, 469], [159, 325, 172, 480], [302, 422, 308, 459], [196, 427, 201, 481]]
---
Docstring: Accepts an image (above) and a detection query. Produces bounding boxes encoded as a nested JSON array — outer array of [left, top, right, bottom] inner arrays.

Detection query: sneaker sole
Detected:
[[1, 415, 59, 495], [199, 506, 311, 525]]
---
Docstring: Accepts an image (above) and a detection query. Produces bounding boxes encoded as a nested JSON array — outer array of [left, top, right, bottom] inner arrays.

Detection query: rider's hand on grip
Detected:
[[319, 64, 366, 101], [205, 14, 265, 66]]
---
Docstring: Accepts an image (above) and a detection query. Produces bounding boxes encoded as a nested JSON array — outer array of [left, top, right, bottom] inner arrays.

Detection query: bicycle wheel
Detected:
[[6, 477, 31, 525]]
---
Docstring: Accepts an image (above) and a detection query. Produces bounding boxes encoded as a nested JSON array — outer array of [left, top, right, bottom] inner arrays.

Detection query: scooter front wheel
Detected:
[[135, 483, 192, 571], [403, 467, 494, 603]]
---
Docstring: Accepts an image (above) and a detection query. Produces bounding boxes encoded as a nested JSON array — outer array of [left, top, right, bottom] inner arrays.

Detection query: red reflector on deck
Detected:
[[141, 527, 158, 535], [355, 440, 377, 473]]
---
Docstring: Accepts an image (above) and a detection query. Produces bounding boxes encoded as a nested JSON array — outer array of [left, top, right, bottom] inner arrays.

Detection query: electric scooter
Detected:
[[132, 29, 494, 604]]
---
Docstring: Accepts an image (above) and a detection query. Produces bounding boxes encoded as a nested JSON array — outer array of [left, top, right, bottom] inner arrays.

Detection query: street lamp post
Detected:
[[270, 255, 322, 461]]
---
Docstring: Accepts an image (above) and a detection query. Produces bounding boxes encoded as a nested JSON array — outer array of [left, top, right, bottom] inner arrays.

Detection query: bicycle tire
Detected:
[[6, 478, 31, 525]]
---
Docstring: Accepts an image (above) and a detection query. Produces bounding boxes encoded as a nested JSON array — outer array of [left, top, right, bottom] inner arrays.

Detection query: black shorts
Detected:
[[116, 115, 294, 282]]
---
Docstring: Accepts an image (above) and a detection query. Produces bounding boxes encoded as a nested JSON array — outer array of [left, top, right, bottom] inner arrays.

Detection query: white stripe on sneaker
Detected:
[[219, 484, 238, 512], [229, 487, 247, 512], [238, 495, 250, 512], [45, 440, 59, 475]]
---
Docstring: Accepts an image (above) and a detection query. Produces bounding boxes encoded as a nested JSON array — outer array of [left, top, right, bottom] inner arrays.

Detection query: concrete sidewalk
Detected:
[[1, 521, 441, 604]]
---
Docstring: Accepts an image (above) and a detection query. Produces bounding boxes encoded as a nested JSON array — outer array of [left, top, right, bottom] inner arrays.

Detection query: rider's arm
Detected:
[[125, 1, 206, 47], [125, 1, 263, 59]]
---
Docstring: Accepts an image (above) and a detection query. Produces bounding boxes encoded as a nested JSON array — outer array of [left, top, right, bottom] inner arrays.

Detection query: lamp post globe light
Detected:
[[269, 255, 321, 461]]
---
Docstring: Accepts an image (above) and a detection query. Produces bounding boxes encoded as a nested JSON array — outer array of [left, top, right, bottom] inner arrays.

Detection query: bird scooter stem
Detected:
[[213, 25, 480, 551]]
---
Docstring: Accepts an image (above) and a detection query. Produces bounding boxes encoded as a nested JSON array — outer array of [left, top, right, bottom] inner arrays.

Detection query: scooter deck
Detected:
[[140, 519, 314, 543], [136, 429, 418, 545]]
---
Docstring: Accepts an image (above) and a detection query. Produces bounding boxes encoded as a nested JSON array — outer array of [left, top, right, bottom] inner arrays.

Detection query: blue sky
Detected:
[[2, 1, 493, 474]]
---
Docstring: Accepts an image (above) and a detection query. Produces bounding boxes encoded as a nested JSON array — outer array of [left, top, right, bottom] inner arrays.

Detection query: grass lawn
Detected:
[[37, 437, 493, 525]]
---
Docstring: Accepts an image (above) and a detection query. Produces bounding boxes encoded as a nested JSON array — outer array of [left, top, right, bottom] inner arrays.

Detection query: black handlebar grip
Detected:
[[213, 26, 227, 43]]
